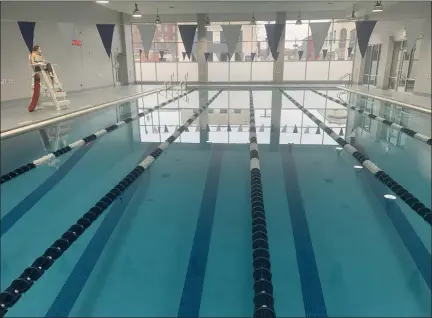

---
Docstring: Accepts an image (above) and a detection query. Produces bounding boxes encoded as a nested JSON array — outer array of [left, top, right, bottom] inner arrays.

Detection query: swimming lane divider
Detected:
[[0, 89, 196, 185], [0, 90, 223, 316], [310, 90, 432, 146], [248, 91, 276, 318], [280, 90, 432, 227], [44, 142, 158, 317]]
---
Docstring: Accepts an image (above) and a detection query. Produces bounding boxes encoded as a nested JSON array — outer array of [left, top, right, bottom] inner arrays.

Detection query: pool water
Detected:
[[1, 89, 430, 317]]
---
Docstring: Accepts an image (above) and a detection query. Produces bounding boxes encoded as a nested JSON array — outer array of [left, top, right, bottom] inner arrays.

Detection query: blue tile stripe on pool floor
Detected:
[[281, 147, 328, 317], [45, 143, 157, 317], [353, 142, 431, 291], [1, 145, 92, 237], [177, 145, 223, 318]]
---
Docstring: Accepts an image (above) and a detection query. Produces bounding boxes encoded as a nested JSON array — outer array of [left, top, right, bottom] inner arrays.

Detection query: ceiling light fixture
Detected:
[[132, 2, 142, 18], [250, 11, 256, 25], [155, 8, 161, 24], [205, 13, 211, 26], [349, 5, 357, 20], [373, 1, 383, 12], [96, 1, 109, 3], [296, 11, 302, 25]]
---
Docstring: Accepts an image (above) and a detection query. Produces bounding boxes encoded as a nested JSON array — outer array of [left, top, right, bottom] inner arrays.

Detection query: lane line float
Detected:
[[0, 90, 223, 316]]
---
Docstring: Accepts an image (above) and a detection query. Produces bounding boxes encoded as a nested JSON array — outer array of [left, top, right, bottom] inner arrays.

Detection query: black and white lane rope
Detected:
[[0, 90, 223, 316], [281, 90, 432, 227], [249, 90, 276, 318], [0, 89, 196, 185], [311, 90, 432, 146]]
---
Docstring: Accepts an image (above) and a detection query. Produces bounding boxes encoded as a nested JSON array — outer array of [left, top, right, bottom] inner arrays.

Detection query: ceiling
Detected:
[[98, 1, 400, 20]]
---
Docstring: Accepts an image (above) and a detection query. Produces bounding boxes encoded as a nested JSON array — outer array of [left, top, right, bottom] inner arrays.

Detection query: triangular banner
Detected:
[[281, 125, 287, 133], [322, 49, 328, 59], [347, 47, 353, 57], [298, 50, 304, 60], [221, 25, 242, 57], [182, 52, 187, 60], [178, 24, 197, 60], [273, 52, 280, 61], [227, 124, 232, 132], [356, 21, 377, 58], [137, 24, 156, 58], [293, 125, 298, 133], [185, 126, 189, 132], [265, 24, 284, 60], [206, 124, 210, 132], [204, 52, 210, 62], [164, 125, 169, 133], [316, 127, 321, 134], [159, 50, 164, 59], [96, 24, 115, 57], [271, 124, 276, 132], [339, 128, 344, 136], [309, 22, 331, 59], [259, 124, 265, 132], [17, 21, 36, 52], [404, 19, 425, 53], [251, 52, 256, 61], [304, 127, 310, 134], [216, 125, 221, 132]]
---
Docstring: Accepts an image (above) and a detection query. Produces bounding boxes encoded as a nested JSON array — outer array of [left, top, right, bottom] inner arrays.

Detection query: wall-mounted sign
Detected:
[[1, 79, 13, 84], [72, 40, 82, 46]]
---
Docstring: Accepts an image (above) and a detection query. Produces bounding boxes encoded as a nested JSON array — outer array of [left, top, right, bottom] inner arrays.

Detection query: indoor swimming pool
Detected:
[[0, 88, 430, 317]]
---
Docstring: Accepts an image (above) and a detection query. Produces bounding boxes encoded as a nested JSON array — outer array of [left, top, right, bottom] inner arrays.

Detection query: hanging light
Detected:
[[96, 1, 109, 4], [349, 5, 357, 20], [132, 2, 142, 18], [373, 1, 383, 12], [296, 12, 302, 25], [250, 11, 256, 25], [205, 13, 211, 26], [155, 8, 162, 24]]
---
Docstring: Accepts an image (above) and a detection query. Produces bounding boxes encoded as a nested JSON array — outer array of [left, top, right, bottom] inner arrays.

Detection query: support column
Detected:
[[197, 13, 209, 143], [119, 13, 136, 85], [270, 11, 286, 147]]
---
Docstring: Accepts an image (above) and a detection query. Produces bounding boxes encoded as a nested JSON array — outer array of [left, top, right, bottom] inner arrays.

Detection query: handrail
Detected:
[[337, 86, 431, 115]]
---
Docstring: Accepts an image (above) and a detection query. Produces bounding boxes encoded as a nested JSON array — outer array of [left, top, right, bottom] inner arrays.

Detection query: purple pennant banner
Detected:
[[18, 21, 36, 52], [96, 24, 115, 57], [355, 21, 377, 58]]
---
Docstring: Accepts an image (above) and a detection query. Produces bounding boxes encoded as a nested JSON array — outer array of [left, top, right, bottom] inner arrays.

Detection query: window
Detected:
[[339, 28, 347, 48]]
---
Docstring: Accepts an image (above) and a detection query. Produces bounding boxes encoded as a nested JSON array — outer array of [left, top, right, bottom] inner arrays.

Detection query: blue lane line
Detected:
[[45, 143, 157, 318], [353, 142, 431, 291], [177, 145, 223, 318], [281, 149, 328, 317], [1, 146, 92, 237]]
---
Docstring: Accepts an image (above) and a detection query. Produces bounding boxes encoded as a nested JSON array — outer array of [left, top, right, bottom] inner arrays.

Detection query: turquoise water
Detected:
[[0, 89, 430, 317]]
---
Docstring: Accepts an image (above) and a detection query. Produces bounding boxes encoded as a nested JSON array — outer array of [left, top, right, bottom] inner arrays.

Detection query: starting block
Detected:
[[28, 60, 70, 112]]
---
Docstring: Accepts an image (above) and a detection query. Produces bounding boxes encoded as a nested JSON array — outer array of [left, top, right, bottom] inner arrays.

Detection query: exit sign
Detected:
[[72, 40, 82, 46]]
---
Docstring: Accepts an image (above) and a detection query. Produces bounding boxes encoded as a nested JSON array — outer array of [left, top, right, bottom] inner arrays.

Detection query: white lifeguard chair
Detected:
[[29, 57, 70, 111]]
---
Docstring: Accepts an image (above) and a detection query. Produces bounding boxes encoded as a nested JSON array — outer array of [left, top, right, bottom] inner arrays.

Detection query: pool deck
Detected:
[[0, 85, 165, 139]]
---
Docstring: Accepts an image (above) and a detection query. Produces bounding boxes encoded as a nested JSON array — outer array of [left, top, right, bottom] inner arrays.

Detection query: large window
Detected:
[[362, 44, 381, 87], [132, 19, 355, 83]]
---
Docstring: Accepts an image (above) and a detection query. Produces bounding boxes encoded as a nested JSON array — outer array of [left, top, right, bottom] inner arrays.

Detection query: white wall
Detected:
[[1, 1, 123, 101], [351, 2, 432, 95]]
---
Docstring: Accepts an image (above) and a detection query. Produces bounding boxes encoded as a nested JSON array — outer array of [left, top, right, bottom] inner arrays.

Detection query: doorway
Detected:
[[388, 39, 421, 92]]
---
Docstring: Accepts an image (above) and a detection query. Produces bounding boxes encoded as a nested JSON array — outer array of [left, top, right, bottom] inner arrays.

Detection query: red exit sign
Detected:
[[72, 40, 82, 46]]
